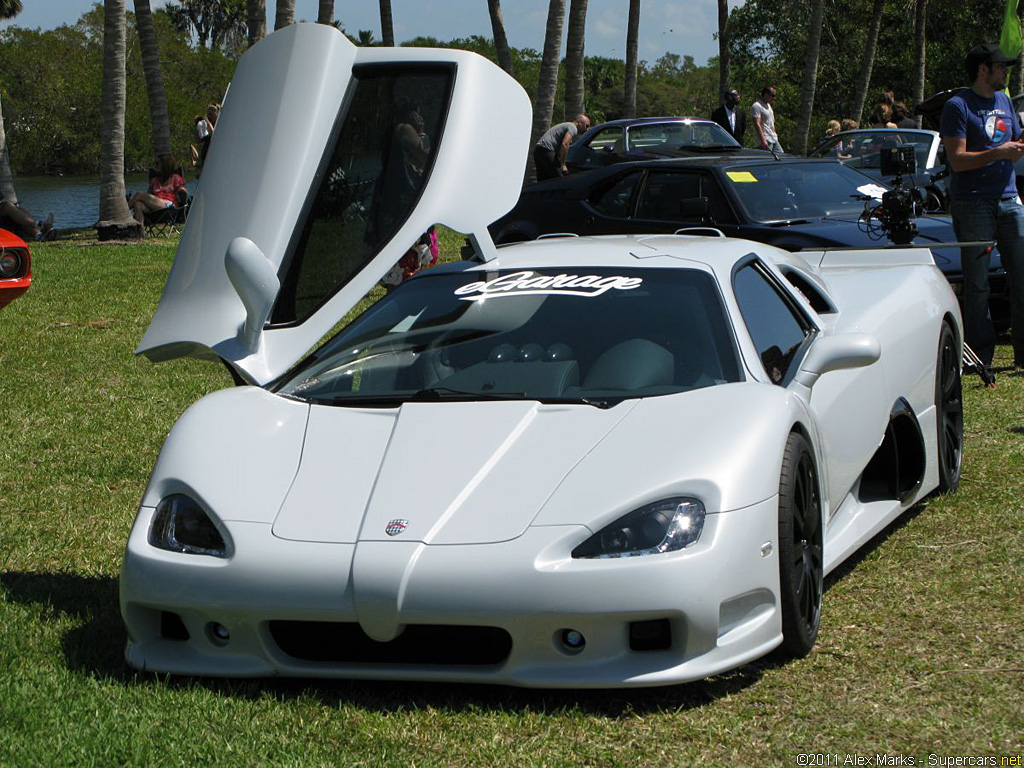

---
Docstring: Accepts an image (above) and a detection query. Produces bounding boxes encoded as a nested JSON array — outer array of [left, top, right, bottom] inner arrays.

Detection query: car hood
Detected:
[[272, 381, 790, 546], [272, 399, 639, 545], [137, 24, 531, 385], [770, 214, 999, 275]]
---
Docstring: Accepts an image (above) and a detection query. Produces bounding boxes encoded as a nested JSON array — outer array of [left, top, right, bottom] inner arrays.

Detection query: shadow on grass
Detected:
[[0, 571, 129, 680], [824, 499, 927, 591], [4, 494, 931, 719]]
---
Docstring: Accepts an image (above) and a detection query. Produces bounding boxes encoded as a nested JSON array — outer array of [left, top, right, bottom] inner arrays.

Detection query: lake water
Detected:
[[9, 174, 196, 231]]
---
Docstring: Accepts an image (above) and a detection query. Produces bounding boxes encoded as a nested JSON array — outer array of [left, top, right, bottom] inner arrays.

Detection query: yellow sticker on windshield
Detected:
[[726, 171, 758, 182]]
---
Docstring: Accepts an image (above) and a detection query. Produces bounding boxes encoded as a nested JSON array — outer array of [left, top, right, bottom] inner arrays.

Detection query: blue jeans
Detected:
[[949, 196, 1024, 365]]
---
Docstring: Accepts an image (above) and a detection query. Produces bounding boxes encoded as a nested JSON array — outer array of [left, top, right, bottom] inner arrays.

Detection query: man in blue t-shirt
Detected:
[[941, 43, 1024, 381]]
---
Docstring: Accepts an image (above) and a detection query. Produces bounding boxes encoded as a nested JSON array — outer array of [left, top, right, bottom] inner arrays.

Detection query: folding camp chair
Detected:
[[144, 189, 191, 237], [142, 164, 191, 236]]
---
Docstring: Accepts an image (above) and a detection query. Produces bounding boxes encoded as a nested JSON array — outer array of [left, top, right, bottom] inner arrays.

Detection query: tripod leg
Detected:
[[962, 342, 996, 388]]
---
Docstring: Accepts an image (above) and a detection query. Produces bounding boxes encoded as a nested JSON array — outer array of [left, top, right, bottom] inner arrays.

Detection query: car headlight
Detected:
[[0, 248, 25, 278], [148, 494, 228, 557], [572, 497, 706, 559]]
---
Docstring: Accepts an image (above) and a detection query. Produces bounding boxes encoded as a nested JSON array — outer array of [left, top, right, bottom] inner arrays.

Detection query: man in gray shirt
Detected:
[[534, 114, 590, 180], [751, 86, 782, 153]]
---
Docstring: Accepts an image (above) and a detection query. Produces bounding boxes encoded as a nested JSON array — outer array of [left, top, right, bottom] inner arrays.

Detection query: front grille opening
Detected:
[[160, 611, 190, 641], [269, 622, 512, 665], [629, 618, 672, 651]]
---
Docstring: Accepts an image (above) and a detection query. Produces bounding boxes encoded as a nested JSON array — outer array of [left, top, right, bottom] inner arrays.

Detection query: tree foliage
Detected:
[[0, 6, 235, 174], [728, 0, 1008, 147], [1, 0, 1016, 178]]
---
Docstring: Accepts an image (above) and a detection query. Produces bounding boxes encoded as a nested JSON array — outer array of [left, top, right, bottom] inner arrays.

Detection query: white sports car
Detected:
[[120, 24, 964, 687]]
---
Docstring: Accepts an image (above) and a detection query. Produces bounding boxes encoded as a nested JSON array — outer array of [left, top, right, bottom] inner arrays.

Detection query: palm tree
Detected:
[[0, 0, 24, 205], [792, 0, 825, 155], [134, 0, 172, 158], [717, 0, 730, 98], [563, 0, 588, 120], [624, 0, 640, 118], [97, 0, 144, 240], [912, 0, 928, 127], [246, 0, 266, 45], [851, 0, 885, 125], [380, 0, 395, 46], [487, 0, 513, 75], [529, 0, 567, 182], [317, 0, 334, 25], [275, 0, 294, 30]]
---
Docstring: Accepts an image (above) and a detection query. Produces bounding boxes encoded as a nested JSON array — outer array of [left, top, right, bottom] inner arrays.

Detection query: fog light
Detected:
[[559, 628, 586, 652], [207, 622, 230, 646]]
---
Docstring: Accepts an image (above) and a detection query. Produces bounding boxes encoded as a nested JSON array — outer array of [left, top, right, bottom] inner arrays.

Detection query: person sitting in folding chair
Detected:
[[129, 154, 188, 236]]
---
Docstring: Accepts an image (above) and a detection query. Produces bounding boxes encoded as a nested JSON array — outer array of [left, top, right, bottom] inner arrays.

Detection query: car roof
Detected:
[[829, 128, 938, 137], [621, 155, 844, 171], [589, 116, 717, 129]]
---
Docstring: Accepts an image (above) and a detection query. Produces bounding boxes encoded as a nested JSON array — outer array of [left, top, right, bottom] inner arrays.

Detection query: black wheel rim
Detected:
[[939, 333, 963, 481], [791, 453, 823, 634]]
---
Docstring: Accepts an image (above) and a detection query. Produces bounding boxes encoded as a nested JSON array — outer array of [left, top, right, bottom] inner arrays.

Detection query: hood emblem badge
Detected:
[[385, 519, 409, 536]]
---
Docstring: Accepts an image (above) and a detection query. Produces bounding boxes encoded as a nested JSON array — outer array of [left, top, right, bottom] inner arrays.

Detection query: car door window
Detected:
[[588, 126, 625, 153], [733, 262, 813, 385], [635, 171, 702, 221], [272, 66, 453, 324], [591, 172, 641, 217], [702, 173, 738, 224]]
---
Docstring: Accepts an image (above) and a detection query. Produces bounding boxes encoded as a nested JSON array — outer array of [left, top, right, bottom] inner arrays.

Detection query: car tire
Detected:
[[935, 322, 963, 493], [777, 431, 823, 658]]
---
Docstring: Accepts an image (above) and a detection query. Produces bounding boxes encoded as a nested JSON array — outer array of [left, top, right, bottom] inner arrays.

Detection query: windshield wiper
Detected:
[[409, 386, 527, 402], [686, 144, 741, 153], [412, 388, 617, 408], [538, 395, 615, 409]]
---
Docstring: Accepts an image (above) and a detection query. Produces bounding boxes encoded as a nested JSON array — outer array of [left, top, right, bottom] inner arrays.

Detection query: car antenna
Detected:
[[770, 146, 781, 160]]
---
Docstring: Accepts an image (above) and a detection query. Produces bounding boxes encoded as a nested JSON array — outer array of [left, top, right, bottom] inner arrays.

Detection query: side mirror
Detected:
[[794, 333, 880, 388], [224, 237, 280, 353]]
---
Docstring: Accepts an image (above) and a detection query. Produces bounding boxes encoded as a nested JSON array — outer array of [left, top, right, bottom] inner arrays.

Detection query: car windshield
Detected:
[[277, 267, 742, 407], [723, 161, 887, 222], [810, 131, 935, 173], [628, 121, 740, 151]]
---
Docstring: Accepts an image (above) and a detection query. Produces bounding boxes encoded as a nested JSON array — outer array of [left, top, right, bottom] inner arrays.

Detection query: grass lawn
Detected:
[[1, 235, 1022, 765]]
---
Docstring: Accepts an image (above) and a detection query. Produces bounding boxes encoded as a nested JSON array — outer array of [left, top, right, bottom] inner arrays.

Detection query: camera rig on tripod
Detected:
[[858, 145, 921, 245]]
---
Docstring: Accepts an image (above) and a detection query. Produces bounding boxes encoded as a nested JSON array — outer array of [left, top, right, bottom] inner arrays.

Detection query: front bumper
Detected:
[[120, 497, 782, 688]]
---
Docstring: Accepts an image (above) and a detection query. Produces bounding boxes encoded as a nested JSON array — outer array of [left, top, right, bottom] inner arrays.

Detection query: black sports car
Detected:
[[491, 155, 1006, 319], [566, 116, 770, 174]]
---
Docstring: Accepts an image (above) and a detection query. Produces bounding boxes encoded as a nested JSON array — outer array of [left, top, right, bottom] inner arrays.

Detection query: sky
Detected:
[[1, 0, 744, 67]]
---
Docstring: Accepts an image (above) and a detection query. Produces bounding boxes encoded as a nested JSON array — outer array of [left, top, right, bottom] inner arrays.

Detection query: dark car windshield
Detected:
[[723, 161, 887, 222], [810, 130, 936, 172], [628, 120, 739, 151], [277, 267, 742, 406]]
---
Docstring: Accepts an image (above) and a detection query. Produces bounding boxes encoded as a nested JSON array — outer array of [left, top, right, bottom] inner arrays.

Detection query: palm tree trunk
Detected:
[[793, 0, 825, 155], [912, 0, 928, 127], [0, 0, 22, 203], [625, 0, 640, 118], [97, 0, 143, 239], [851, 0, 885, 125], [133, 0, 172, 158], [275, 0, 294, 31], [718, 0, 730, 96], [380, 0, 395, 46], [0, 94, 17, 205], [246, 0, 266, 45], [487, 0, 513, 75], [528, 0, 567, 183], [317, 0, 334, 25], [563, 0, 588, 120]]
